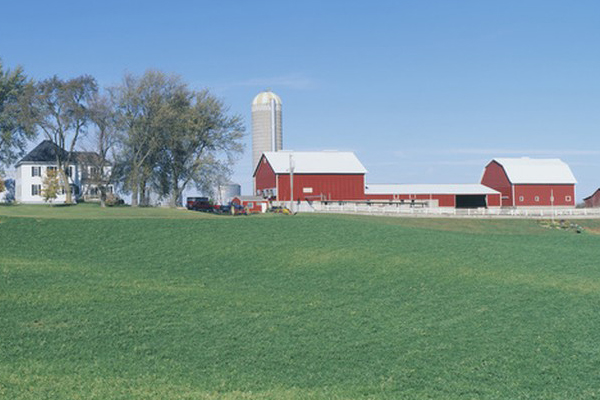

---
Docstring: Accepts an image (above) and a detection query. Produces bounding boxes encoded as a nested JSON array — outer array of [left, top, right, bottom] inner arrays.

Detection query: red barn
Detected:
[[254, 151, 367, 202], [365, 184, 501, 208], [481, 158, 576, 207], [583, 189, 600, 208]]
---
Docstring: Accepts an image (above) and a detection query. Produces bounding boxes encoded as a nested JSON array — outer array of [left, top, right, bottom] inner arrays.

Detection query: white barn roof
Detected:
[[259, 151, 367, 174], [365, 184, 500, 195], [492, 158, 577, 184]]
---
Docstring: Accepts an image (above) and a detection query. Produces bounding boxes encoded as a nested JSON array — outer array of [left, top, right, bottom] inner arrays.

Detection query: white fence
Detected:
[[311, 202, 600, 218]]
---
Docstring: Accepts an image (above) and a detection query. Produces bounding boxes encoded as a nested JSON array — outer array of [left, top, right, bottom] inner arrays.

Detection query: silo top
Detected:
[[252, 91, 282, 106]]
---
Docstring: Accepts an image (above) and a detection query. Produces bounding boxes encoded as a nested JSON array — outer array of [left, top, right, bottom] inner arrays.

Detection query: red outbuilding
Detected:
[[365, 184, 501, 208], [231, 196, 269, 213], [254, 151, 367, 202], [481, 158, 576, 207], [583, 189, 600, 208]]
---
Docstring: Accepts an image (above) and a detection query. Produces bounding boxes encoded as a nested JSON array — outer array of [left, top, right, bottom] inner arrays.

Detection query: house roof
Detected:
[[256, 151, 367, 175], [491, 158, 577, 184], [17, 140, 68, 164], [17, 140, 108, 166], [365, 184, 500, 195]]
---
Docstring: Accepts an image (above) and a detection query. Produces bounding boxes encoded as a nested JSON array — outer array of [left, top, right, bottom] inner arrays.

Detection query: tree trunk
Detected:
[[131, 174, 139, 207], [60, 168, 73, 204], [170, 176, 180, 208], [140, 179, 147, 206], [99, 185, 106, 208]]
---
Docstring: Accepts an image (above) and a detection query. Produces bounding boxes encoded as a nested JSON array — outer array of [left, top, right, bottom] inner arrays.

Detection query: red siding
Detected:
[[487, 193, 501, 207], [276, 174, 365, 201], [254, 156, 277, 196], [481, 161, 513, 206], [513, 184, 575, 207], [366, 193, 501, 208], [584, 190, 600, 208], [232, 197, 268, 213], [364, 194, 456, 207]]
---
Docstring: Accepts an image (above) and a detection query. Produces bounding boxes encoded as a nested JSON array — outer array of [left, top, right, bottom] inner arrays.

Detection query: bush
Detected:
[[105, 193, 124, 207]]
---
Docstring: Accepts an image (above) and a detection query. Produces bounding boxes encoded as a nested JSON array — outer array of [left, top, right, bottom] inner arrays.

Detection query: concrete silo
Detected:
[[252, 90, 282, 172], [216, 183, 241, 205]]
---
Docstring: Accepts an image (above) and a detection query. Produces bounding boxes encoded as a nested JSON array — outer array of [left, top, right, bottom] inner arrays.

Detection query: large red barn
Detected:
[[481, 158, 576, 207], [254, 151, 367, 202]]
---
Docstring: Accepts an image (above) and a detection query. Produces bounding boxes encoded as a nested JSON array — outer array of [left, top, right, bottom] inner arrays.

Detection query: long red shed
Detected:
[[365, 184, 501, 208], [481, 158, 576, 207], [254, 151, 367, 202]]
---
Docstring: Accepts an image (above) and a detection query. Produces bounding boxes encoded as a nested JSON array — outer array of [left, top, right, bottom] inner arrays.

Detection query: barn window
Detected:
[[247, 202, 254, 208], [303, 187, 313, 193], [519, 196, 524, 202], [534, 196, 540, 202], [566, 196, 572, 202]]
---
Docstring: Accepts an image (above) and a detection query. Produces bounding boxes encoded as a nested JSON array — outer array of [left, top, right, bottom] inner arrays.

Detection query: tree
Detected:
[[42, 168, 60, 203], [0, 176, 4, 193], [112, 71, 187, 207], [87, 92, 117, 207], [0, 59, 35, 170], [157, 89, 244, 207], [24, 75, 97, 203], [113, 70, 244, 207]]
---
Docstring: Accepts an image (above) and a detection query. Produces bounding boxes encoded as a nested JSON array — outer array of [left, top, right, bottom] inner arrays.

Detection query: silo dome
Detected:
[[252, 91, 282, 106]]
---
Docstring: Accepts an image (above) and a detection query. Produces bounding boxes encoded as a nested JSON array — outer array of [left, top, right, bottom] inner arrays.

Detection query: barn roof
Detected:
[[491, 158, 577, 184], [258, 151, 367, 175], [583, 189, 600, 201], [365, 184, 500, 195]]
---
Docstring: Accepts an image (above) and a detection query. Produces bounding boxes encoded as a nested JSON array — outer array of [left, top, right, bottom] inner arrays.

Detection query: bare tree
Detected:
[[87, 93, 117, 207]]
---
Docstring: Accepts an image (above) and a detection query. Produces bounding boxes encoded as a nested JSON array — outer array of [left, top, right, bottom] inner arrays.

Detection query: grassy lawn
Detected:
[[1, 205, 600, 399]]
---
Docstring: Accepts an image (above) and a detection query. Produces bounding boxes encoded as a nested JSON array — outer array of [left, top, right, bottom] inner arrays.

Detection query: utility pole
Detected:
[[289, 153, 295, 213], [551, 189, 555, 223]]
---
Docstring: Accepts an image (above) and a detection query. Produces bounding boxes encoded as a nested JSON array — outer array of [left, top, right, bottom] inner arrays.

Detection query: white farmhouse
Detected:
[[15, 140, 113, 204]]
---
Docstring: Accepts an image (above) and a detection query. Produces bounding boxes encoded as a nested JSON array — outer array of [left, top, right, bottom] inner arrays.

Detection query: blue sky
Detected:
[[2, 1, 599, 200]]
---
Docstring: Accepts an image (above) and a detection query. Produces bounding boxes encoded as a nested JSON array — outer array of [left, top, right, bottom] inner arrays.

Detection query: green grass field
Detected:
[[1, 204, 600, 399]]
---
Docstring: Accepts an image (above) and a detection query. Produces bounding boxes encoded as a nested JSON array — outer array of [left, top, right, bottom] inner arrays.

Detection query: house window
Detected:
[[32, 166, 41, 177], [566, 195, 572, 202], [47, 166, 57, 173], [534, 196, 540, 202], [519, 196, 524, 202], [31, 184, 41, 196], [66, 166, 73, 177]]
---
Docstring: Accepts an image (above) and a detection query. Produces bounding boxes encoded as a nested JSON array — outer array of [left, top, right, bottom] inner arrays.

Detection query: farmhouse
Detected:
[[365, 184, 501, 208], [15, 140, 112, 204], [254, 151, 367, 202], [481, 158, 576, 208]]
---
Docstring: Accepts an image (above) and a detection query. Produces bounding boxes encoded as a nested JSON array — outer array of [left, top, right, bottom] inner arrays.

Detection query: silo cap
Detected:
[[252, 90, 282, 106]]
